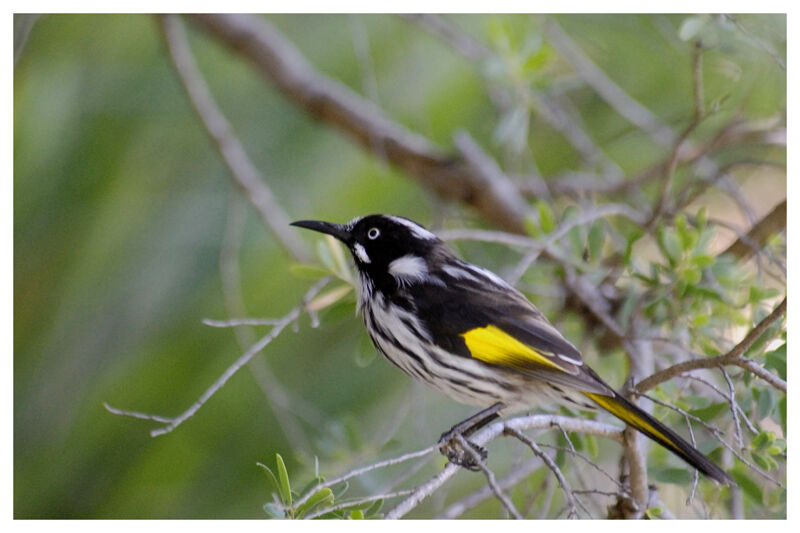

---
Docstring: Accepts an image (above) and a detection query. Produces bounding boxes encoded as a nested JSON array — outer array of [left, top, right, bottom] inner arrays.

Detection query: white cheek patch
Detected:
[[388, 255, 428, 287], [354, 243, 371, 264]]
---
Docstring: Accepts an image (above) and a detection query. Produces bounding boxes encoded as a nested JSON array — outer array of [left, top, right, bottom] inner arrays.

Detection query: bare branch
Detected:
[[159, 15, 310, 262], [188, 13, 530, 233], [385, 414, 623, 519], [648, 42, 706, 227], [723, 14, 786, 70], [722, 199, 786, 260], [437, 457, 542, 519], [545, 17, 675, 147], [504, 427, 579, 518], [293, 445, 437, 510], [635, 298, 787, 393], [453, 434, 524, 519], [400, 14, 491, 62], [720, 366, 744, 450], [105, 277, 331, 436]]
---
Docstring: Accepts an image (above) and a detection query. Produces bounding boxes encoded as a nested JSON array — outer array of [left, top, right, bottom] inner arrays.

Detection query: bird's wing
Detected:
[[409, 274, 610, 394]]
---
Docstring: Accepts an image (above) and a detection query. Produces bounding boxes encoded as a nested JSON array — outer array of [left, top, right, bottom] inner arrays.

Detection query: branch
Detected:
[[504, 427, 580, 518], [722, 199, 786, 260], [453, 433, 524, 519], [648, 42, 706, 227], [437, 457, 542, 519], [635, 297, 787, 393], [544, 17, 675, 147], [384, 414, 623, 519], [105, 277, 331, 436], [159, 15, 310, 262], [187, 13, 530, 233]]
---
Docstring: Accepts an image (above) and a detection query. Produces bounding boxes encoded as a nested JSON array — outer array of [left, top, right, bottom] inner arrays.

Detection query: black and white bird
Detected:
[[291, 214, 732, 484]]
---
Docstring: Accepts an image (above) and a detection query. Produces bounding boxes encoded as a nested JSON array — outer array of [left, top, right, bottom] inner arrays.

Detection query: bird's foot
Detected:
[[438, 429, 487, 471]]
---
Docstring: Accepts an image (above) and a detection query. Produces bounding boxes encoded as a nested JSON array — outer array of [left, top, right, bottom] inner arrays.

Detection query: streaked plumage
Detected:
[[291, 214, 732, 485]]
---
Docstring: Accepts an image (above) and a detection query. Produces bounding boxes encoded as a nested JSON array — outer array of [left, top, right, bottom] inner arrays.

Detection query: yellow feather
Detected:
[[461, 325, 566, 372], [584, 392, 678, 452]]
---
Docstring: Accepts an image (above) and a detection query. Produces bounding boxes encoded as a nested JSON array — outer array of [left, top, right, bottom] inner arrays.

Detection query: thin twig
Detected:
[[188, 13, 530, 234], [293, 445, 438, 510], [203, 317, 286, 327], [722, 199, 786, 261], [105, 277, 331, 437], [453, 434, 524, 519], [159, 15, 310, 262], [720, 366, 744, 450], [302, 488, 418, 520], [545, 17, 675, 147], [723, 14, 786, 70], [635, 298, 786, 393], [437, 457, 543, 519], [648, 42, 706, 227], [384, 414, 622, 519], [504, 428, 580, 518]]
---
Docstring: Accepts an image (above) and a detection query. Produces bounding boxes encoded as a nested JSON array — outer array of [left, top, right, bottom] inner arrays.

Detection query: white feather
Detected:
[[388, 255, 428, 287], [385, 216, 437, 240], [354, 243, 371, 264]]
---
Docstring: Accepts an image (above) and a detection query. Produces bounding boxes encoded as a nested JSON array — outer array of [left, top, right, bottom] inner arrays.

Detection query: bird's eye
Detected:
[[367, 228, 380, 240]]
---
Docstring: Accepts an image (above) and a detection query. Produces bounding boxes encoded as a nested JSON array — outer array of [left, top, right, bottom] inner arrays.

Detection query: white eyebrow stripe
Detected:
[[385, 216, 437, 240]]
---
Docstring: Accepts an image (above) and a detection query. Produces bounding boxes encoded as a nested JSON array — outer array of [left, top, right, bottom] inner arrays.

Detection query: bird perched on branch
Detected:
[[292, 214, 732, 485]]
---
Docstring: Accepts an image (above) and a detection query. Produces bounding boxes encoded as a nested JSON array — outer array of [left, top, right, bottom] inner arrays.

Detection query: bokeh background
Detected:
[[14, 14, 785, 518]]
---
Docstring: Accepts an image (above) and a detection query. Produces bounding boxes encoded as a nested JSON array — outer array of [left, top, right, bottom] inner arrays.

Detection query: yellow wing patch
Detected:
[[461, 325, 566, 372], [583, 392, 678, 453]]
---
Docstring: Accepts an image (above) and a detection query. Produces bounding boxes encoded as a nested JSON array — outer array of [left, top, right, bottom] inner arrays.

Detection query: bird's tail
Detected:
[[584, 391, 733, 485]]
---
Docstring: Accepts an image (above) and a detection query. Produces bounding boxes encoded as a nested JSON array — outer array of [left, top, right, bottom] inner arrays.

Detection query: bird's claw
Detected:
[[438, 430, 487, 471]]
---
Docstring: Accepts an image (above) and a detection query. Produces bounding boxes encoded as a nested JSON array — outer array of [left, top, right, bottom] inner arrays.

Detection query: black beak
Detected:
[[291, 219, 352, 244]]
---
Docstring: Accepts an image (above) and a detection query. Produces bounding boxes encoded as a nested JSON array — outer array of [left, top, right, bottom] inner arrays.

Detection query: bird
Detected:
[[291, 214, 732, 485]]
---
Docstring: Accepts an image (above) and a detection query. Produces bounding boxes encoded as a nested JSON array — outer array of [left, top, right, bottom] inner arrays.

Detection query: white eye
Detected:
[[367, 227, 380, 240]]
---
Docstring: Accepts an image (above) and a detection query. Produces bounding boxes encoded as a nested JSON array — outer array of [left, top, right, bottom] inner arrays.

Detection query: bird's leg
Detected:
[[438, 402, 504, 471]]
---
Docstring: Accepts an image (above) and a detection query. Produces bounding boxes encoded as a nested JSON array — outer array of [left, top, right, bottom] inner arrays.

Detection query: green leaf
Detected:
[[587, 221, 605, 262], [295, 487, 334, 518], [624, 228, 644, 264], [364, 498, 383, 517], [764, 343, 786, 380], [537, 201, 556, 234], [688, 401, 729, 421], [276, 453, 292, 507], [257, 462, 282, 496], [524, 214, 541, 238], [751, 430, 775, 451], [645, 507, 663, 519], [755, 388, 776, 419], [348, 509, 365, 520], [695, 207, 708, 230], [779, 396, 787, 432], [731, 467, 764, 503], [679, 265, 702, 285], [691, 254, 714, 268], [656, 226, 682, 266], [585, 434, 599, 458]]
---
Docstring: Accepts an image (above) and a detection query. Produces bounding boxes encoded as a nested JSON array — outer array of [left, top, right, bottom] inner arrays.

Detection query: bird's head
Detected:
[[291, 214, 442, 291]]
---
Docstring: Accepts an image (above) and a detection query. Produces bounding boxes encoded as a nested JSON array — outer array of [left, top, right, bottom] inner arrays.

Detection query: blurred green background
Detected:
[[14, 14, 785, 518]]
